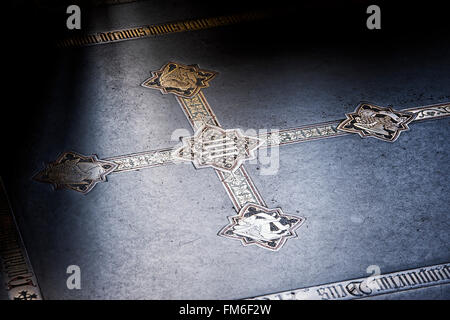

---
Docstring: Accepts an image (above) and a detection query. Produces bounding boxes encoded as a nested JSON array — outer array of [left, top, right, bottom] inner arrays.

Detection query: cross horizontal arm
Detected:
[[33, 101, 450, 190], [32, 100, 450, 194], [98, 101, 450, 174]]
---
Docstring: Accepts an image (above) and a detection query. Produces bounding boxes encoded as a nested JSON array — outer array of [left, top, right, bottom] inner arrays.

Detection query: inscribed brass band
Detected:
[[248, 262, 450, 300], [58, 12, 267, 48], [0, 178, 43, 300]]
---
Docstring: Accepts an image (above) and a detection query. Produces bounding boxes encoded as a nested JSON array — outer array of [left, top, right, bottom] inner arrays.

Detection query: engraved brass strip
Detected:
[[58, 12, 268, 48], [258, 120, 347, 147], [248, 262, 450, 300], [106, 148, 176, 173], [0, 178, 43, 300], [216, 166, 266, 211], [177, 92, 221, 129], [403, 102, 450, 121], [178, 92, 266, 210]]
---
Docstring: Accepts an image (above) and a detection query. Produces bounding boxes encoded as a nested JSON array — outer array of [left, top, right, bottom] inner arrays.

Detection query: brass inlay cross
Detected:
[[141, 62, 305, 250], [33, 62, 450, 251]]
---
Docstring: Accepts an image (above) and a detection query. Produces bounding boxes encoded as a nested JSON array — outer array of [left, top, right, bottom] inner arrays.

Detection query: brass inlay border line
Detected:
[[247, 262, 450, 300], [106, 148, 176, 173], [0, 178, 43, 300], [260, 120, 347, 147], [178, 92, 221, 128], [403, 102, 450, 122], [57, 11, 267, 48], [216, 166, 267, 211]]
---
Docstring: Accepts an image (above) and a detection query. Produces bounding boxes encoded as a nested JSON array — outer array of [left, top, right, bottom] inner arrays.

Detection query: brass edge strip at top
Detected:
[[57, 11, 268, 48], [0, 178, 43, 300], [216, 166, 267, 211]]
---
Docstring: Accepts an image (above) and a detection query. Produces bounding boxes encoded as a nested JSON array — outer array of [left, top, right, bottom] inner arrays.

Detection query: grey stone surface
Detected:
[[2, 1, 449, 299]]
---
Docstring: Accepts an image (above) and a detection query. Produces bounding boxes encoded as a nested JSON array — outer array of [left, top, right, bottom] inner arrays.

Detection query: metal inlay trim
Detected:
[[58, 12, 268, 48], [0, 178, 43, 300], [247, 262, 450, 300]]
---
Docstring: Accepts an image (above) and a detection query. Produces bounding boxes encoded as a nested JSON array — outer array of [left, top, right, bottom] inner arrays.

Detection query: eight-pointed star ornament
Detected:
[[33, 151, 117, 194], [173, 124, 265, 173], [337, 102, 416, 142], [141, 61, 217, 98], [218, 203, 305, 251]]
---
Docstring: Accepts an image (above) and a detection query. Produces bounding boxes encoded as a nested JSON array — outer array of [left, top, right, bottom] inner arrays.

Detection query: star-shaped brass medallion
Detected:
[[142, 62, 217, 98], [173, 124, 265, 173], [337, 102, 416, 142], [218, 203, 305, 251], [33, 151, 117, 194]]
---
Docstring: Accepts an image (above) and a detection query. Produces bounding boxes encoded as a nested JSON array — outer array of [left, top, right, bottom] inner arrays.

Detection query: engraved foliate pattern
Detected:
[[108, 149, 176, 172], [217, 167, 265, 209], [407, 103, 450, 121], [259, 122, 344, 147], [178, 92, 220, 129]]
